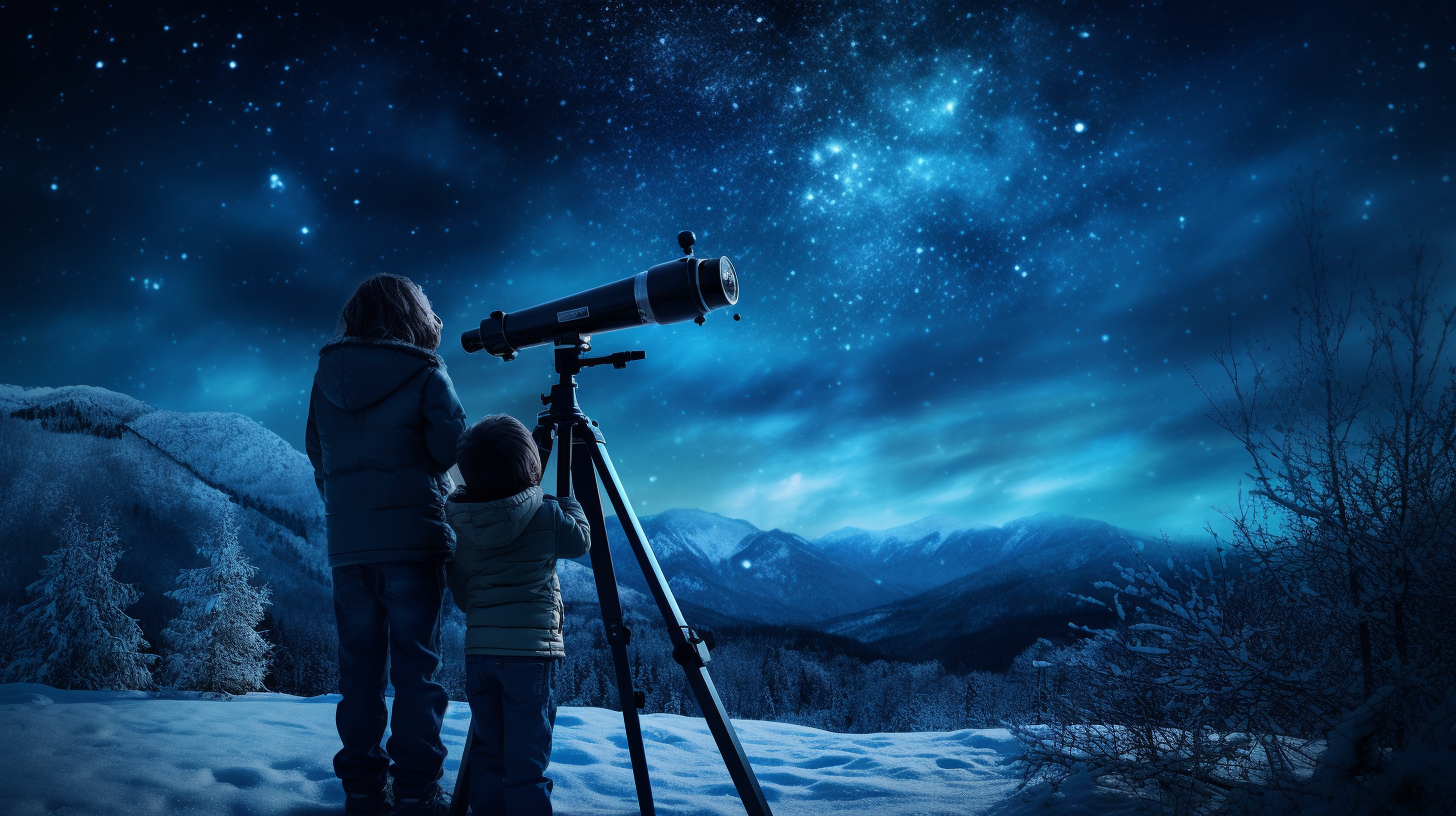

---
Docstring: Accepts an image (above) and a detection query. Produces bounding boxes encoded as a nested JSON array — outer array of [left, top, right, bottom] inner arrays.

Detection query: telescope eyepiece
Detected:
[[678, 230, 696, 255], [461, 327, 484, 354]]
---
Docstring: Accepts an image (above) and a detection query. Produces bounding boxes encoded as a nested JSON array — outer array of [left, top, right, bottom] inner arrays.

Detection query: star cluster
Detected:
[[3, 2, 1452, 537]]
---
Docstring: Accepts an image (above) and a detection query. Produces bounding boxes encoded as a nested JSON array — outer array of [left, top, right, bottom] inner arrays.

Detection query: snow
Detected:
[[127, 410, 323, 534], [0, 384, 154, 434], [0, 683, 1035, 816], [643, 509, 761, 564], [558, 559, 653, 610], [816, 513, 982, 556]]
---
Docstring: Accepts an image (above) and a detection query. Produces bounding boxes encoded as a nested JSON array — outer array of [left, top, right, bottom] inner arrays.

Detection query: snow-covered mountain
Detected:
[[580, 506, 1173, 674], [0, 385, 331, 643], [639, 508, 763, 563], [822, 514, 1170, 671], [817, 513, 988, 558], [128, 409, 324, 547], [813, 514, 1022, 595], [588, 511, 905, 625], [3, 382, 1181, 678], [0, 383, 153, 436]]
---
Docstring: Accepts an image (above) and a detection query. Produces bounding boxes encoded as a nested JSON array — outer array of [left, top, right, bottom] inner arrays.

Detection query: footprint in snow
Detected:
[[549, 746, 602, 766], [212, 766, 266, 788], [269, 757, 333, 781]]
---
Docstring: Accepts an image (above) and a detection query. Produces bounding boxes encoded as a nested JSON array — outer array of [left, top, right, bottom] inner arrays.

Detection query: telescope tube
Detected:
[[462, 255, 738, 360]]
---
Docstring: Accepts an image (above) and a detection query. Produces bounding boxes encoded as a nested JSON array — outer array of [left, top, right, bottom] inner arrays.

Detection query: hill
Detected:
[[0, 385, 332, 673]]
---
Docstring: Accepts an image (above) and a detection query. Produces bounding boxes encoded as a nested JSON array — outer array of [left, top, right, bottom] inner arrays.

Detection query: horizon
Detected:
[[6, 377, 1202, 542]]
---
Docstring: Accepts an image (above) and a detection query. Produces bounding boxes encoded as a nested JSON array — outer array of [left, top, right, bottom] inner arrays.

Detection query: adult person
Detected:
[[305, 273, 468, 816]]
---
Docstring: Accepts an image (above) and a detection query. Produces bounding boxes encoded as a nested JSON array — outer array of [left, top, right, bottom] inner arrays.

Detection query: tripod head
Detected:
[[537, 334, 646, 429], [551, 333, 646, 377]]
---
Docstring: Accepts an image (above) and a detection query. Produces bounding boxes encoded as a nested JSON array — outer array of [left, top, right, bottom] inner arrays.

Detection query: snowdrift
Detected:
[[0, 683, 1067, 816]]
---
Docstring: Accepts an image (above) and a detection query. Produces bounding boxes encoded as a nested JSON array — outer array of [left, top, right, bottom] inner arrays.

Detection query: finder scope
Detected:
[[461, 230, 739, 360]]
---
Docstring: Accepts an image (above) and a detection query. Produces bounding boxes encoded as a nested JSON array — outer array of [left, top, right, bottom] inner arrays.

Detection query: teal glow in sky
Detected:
[[4, 2, 1453, 538]]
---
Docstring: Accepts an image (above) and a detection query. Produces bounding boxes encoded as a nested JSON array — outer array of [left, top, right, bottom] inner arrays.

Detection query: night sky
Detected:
[[4, 2, 1453, 539]]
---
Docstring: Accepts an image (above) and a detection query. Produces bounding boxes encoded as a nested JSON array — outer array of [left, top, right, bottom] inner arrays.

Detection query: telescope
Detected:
[[461, 231, 739, 360], [450, 230, 774, 816]]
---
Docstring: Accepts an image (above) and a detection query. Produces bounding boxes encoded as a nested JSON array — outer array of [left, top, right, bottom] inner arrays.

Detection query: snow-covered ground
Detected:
[[0, 683, 1123, 815]]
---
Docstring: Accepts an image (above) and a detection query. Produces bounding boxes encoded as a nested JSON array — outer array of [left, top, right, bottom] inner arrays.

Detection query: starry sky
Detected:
[[4, 2, 1453, 539]]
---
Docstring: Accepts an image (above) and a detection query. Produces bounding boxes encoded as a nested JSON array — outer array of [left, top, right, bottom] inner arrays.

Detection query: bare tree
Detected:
[[1205, 174, 1456, 750], [1016, 175, 1456, 814]]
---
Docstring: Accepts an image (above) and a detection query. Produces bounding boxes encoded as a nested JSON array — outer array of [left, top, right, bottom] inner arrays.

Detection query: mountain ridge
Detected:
[[3, 383, 1184, 675]]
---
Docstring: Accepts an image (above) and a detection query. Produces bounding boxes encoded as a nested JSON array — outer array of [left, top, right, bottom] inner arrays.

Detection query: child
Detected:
[[447, 414, 591, 816], [305, 274, 467, 816]]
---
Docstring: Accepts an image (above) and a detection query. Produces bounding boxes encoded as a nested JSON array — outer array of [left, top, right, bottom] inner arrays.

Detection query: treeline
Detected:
[[438, 605, 1051, 733], [0, 503, 1061, 734], [0, 499, 1052, 734]]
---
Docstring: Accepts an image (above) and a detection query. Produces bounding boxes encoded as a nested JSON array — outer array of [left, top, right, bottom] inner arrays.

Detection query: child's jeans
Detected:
[[332, 561, 449, 797], [465, 654, 556, 815]]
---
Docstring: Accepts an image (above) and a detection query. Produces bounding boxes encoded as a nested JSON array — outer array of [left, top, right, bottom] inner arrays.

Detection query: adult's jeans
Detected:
[[465, 654, 556, 816], [332, 560, 448, 796]]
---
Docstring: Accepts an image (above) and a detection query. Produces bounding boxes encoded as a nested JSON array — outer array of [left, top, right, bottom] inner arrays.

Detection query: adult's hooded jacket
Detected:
[[305, 336, 468, 568]]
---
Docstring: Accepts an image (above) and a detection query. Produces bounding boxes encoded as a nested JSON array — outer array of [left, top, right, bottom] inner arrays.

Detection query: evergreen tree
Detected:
[[5, 509, 155, 690], [161, 506, 273, 694]]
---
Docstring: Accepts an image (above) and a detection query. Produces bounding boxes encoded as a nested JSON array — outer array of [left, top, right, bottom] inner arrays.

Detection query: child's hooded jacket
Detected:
[[446, 485, 591, 658]]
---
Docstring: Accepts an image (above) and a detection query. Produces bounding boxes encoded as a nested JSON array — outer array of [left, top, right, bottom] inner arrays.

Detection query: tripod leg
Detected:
[[584, 437, 774, 816], [554, 418, 573, 499], [531, 414, 556, 485], [570, 424, 656, 816]]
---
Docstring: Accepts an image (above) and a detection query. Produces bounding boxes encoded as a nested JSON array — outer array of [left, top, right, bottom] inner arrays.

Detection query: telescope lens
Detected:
[[695, 256, 739, 310], [719, 257, 739, 305]]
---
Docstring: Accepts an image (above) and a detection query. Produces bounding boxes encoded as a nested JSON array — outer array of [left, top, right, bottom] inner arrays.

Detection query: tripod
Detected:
[[449, 334, 773, 816]]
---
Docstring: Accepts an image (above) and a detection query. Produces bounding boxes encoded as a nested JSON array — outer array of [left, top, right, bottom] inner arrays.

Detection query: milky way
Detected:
[[3, 2, 1453, 537]]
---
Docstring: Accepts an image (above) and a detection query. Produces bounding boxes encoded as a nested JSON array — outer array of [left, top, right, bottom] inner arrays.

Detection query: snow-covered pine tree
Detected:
[[161, 506, 273, 694], [4, 509, 155, 690]]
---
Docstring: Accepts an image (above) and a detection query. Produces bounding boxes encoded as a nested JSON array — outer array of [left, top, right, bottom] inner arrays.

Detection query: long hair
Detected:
[[337, 274, 443, 350]]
